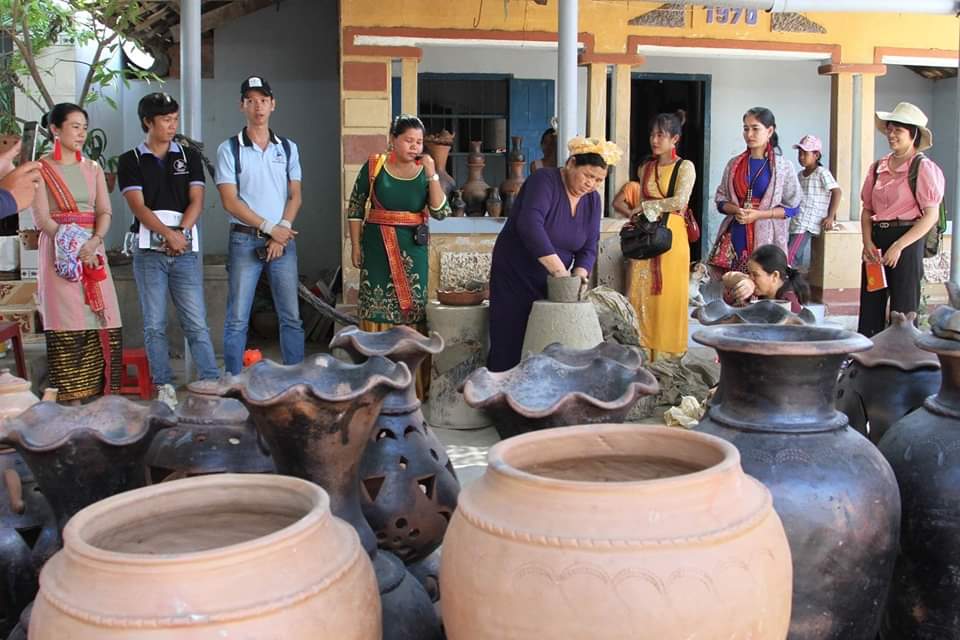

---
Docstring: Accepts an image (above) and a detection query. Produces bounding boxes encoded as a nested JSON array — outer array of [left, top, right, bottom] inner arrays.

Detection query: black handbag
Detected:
[[619, 160, 680, 260]]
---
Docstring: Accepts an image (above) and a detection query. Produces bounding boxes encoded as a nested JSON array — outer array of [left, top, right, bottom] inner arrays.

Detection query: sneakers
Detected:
[[155, 384, 178, 409]]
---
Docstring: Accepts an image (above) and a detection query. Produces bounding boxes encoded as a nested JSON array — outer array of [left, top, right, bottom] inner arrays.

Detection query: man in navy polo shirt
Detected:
[[118, 93, 220, 408], [216, 75, 304, 374]]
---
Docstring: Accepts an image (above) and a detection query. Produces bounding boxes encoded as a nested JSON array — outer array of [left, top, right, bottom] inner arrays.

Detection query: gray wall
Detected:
[[100, 0, 341, 282]]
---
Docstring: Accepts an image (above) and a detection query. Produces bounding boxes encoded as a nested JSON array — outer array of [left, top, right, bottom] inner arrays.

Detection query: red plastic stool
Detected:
[[0, 321, 27, 379], [119, 348, 153, 400]]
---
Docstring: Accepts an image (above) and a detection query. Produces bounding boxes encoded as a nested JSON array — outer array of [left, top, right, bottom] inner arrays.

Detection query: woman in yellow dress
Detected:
[[612, 110, 695, 360]]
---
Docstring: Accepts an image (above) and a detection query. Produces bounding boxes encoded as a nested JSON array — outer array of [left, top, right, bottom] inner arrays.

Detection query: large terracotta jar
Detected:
[[499, 135, 525, 217], [331, 325, 460, 565], [694, 325, 901, 640], [461, 141, 490, 216], [424, 130, 456, 198], [836, 311, 940, 444], [440, 423, 792, 639], [146, 386, 275, 482], [211, 355, 442, 640], [29, 474, 380, 639], [878, 329, 960, 639]]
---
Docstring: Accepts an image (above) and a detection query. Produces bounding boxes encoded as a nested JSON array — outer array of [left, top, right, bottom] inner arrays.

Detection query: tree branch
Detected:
[[14, 6, 55, 110]]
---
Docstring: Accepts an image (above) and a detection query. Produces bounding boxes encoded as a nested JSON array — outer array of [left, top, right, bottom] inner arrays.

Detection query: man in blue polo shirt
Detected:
[[118, 93, 220, 408], [216, 76, 304, 374]]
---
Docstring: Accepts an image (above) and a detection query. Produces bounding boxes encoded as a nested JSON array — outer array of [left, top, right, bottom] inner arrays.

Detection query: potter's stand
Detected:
[[521, 300, 603, 357], [425, 301, 491, 429]]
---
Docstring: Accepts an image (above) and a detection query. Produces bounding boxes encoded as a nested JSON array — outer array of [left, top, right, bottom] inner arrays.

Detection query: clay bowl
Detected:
[[541, 342, 644, 368], [461, 354, 659, 439], [693, 299, 816, 326], [436, 288, 488, 306]]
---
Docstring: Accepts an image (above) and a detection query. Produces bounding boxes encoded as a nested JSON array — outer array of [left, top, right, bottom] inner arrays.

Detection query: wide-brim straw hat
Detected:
[[875, 102, 933, 152]]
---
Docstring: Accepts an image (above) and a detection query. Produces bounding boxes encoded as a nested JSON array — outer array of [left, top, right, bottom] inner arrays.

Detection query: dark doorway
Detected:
[[629, 73, 710, 261]]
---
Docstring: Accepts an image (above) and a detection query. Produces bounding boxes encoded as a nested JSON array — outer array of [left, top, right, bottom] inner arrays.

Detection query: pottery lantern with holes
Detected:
[[331, 326, 460, 566]]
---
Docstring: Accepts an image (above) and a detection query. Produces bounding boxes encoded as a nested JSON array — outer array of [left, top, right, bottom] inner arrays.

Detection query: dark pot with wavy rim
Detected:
[[541, 341, 644, 368], [145, 387, 275, 483], [1, 396, 177, 536], [693, 299, 816, 326], [331, 325, 459, 565], [693, 324, 901, 640], [837, 311, 940, 445], [461, 353, 659, 440], [878, 329, 960, 639], [210, 354, 442, 640]]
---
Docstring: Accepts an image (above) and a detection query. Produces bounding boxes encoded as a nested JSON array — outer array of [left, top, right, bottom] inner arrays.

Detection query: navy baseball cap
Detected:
[[241, 76, 273, 98]]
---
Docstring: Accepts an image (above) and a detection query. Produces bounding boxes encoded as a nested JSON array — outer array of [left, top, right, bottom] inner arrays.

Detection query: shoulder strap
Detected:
[[907, 153, 925, 197], [666, 158, 683, 198], [280, 136, 292, 182], [367, 154, 387, 211], [229, 135, 241, 185], [38, 159, 80, 213]]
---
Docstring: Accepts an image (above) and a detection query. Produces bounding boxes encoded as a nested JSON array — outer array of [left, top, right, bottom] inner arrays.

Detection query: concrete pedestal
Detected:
[[521, 300, 603, 357], [425, 301, 491, 430]]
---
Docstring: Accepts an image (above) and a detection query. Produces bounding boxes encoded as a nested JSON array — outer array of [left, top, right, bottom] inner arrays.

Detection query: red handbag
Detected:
[[684, 208, 700, 243]]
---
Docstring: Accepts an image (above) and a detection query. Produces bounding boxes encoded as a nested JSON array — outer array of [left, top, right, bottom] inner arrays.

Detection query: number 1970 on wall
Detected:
[[705, 7, 759, 25]]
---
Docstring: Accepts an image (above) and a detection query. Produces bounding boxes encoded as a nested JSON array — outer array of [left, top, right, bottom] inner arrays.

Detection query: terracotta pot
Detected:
[[461, 353, 659, 439], [450, 189, 467, 217], [499, 136, 526, 217], [837, 311, 940, 445], [436, 288, 488, 306], [424, 133, 456, 198], [693, 298, 815, 325], [694, 324, 901, 639], [484, 187, 502, 218], [145, 387, 275, 482], [103, 172, 117, 194], [210, 355, 442, 640], [1, 396, 177, 535], [877, 329, 960, 638], [29, 474, 380, 639], [461, 141, 490, 217], [18, 231, 38, 252], [330, 325, 459, 564], [440, 424, 793, 639]]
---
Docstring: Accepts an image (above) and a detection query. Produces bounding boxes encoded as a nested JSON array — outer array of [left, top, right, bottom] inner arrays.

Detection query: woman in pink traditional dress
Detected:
[[33, 103, 122, 402]]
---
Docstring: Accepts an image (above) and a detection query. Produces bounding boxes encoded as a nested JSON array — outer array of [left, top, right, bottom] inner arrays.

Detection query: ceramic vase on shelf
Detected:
[[836, 311, 940, 444], [499, 135, 525, 217], [450, 189, 466, 217], [211, 355, 442, 640], [461, 141, 490, 217], [877, 308, 960, 638], [694, 324, 901, 640], [484, 187, 502, 218], [28, 474, 380, 639], [424, 130, 456, 198], [440, 424, 792, 639]]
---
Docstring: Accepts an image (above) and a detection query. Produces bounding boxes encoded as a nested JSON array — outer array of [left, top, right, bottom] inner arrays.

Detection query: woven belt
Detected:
[[230, 223, 268, 238], [366, 210, 423, 226], [873, 220, 916, 229]]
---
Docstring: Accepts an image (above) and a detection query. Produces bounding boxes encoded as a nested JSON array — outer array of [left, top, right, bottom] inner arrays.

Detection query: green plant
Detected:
[[105, 154, 119, 173], [0, 0, 159, 124]]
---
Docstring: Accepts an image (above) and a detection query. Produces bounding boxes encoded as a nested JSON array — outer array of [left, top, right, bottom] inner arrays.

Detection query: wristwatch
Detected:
[[428, 173, 439, 182]]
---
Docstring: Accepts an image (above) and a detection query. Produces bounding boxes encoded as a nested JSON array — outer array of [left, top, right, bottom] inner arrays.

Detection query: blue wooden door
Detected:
[[509, 79, 555, 168], [391, 77, 401, 120]]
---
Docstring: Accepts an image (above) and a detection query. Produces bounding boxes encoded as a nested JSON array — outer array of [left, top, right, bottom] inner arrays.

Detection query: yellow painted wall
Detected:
[[342, 1, 958, 63]]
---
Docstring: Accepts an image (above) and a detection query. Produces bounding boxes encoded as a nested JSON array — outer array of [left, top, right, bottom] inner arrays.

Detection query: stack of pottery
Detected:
[[28, 474, 380, 639], [836, 311, 940, 444], [0, 373, 56, 635], [211, 355, 442, 640], [461, 141, 490, 217], [877, 301, 960, 638], [145, 386, 275, 482], [521, 275, 603, 356], [424, 130, 456, 198], [694, 324, 901, 639], [499, 135, 526, 217], [440, 423, 793, 639], [462, 342, 658, 439]]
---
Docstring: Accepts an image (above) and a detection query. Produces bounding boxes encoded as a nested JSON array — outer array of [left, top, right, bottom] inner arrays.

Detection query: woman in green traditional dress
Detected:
[[347, 115, 449, 395]]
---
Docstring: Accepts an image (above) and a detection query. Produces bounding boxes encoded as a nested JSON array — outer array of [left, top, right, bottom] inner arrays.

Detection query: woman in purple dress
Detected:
[[487, 137, 622, 371]]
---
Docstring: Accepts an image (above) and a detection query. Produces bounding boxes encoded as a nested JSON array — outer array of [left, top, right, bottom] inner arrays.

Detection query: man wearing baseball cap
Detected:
[[216, 76, 304, 374], [788, 134, 840, 270]]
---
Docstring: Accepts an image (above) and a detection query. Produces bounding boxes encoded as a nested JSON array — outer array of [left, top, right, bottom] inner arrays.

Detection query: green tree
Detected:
[[0, 0, 157, 133]]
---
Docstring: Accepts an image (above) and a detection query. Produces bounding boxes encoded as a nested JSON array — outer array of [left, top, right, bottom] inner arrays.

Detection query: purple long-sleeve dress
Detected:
[[487, 168, 601, 372]]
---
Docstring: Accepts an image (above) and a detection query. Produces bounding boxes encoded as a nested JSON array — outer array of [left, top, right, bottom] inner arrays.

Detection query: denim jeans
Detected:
[[132, 250, 220, 385], [223, 230, 304, 374], [788, 231, 814, 270]]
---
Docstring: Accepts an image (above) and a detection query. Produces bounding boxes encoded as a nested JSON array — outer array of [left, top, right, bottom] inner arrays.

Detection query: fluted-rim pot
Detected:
[[440, 424, 793, 640], [29, 474, 380, 639]]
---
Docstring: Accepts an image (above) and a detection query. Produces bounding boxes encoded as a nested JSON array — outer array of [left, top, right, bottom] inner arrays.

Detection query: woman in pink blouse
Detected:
[[858, 102, 945, 337]]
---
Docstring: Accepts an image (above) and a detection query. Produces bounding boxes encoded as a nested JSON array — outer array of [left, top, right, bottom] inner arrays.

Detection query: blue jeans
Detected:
[[789, 231, 814, 270], [223, 230, 304, 374], [132, 250, 220, 385]]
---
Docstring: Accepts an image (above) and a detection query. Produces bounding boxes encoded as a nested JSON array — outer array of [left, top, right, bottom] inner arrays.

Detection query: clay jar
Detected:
[[694, 325, 901, 640], [499, 135, 525, 217], [424, 130, 456, 198], [29, 474, 380, 639], [440, 424, 792, 639], [146, 386, 275, 482], [878, 331, 960, 639], [837, 311, 940, 444], [484, 187, 502, 217], [547, 275, 587, 303], [461, 141, 491, 217]]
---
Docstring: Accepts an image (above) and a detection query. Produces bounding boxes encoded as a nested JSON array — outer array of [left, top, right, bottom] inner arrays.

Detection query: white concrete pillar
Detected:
[[557, 0, 578, 163], [180, 0, 202, 380]]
